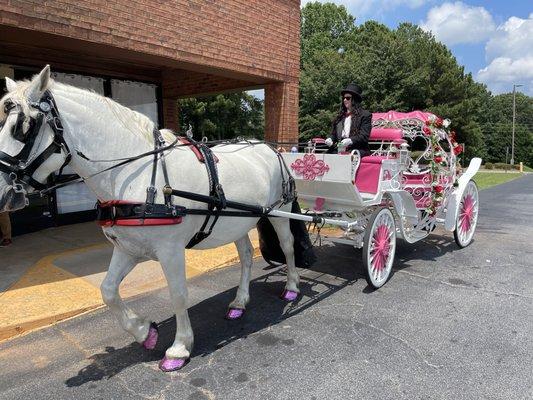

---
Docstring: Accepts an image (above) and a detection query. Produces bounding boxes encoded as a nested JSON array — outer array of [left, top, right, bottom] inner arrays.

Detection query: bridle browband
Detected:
[[0, 90, 71, 190]]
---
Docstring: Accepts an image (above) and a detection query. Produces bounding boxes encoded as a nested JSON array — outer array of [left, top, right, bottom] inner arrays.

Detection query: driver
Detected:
[[325, 83, 372, 157]]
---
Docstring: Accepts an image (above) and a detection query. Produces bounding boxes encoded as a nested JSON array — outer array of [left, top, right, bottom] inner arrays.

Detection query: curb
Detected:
[[0, 236, 261, 342]]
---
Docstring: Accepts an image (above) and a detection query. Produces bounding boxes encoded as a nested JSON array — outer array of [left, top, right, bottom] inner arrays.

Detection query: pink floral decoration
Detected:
[[291, 154, 330, 180]]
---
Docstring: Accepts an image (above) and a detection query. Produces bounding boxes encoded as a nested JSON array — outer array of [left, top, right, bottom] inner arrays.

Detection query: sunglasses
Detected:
[[343, 95, 352, 100]]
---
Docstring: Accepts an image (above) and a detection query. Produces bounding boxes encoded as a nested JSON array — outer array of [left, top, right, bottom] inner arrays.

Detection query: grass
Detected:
[[473, 171, 523, 190], [523, 165, 533, 172]]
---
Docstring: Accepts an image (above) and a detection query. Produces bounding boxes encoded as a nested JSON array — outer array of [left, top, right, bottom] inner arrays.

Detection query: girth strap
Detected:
[[185, 141, 226, 248]]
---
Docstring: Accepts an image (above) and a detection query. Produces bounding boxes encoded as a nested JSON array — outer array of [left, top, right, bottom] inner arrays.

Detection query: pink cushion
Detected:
[[355, 162, 381, 194], [372, 111, 438, 123], [402, 172, 431, 186], [361, 155, 389, 164], [369, 128, 403, 141]]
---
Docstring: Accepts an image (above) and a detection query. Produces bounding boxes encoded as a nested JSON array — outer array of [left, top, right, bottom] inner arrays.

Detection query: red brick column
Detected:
[[162, 97, 179, 132], [264, 82, 299, 146]]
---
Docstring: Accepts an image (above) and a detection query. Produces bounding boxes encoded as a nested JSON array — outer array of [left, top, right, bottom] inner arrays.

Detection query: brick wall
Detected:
[[265, 81, 299, 145], [0, 0, 300, 142], [0, 0, 300, 83]]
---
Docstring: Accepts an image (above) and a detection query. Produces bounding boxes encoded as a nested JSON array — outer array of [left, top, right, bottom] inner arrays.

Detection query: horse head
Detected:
[[0, 65, 70, 211]]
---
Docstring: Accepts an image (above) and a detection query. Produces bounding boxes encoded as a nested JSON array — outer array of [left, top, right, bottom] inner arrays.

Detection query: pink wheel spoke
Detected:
[[459, 194, 475, 233], [371, 223, 391, 272], [365, 209, 396, 288], [455, 183, 479, 247]]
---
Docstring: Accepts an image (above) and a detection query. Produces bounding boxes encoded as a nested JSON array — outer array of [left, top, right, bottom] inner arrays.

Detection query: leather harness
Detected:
[[0, 91, 295, 248]]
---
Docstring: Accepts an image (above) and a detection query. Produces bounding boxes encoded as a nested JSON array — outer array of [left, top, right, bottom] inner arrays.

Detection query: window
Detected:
[[111, 80, 159, 124]]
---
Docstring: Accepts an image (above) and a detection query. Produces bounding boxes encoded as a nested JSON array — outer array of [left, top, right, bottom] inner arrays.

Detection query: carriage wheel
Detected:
[[454, 180, 479, 248], [363, 207, 396, 289]]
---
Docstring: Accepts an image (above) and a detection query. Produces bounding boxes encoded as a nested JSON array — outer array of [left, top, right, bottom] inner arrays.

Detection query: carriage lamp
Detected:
[[399, 142, 409, 167]]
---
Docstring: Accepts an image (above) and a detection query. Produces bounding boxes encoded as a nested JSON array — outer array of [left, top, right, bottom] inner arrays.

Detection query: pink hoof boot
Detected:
[[159, 356, 188, 372], [226, 308, 245, 320], [142, 323, 159, 350], [281, 289, 298, 302]]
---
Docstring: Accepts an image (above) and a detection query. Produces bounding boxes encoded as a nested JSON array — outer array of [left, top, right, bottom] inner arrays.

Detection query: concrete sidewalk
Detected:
[[0, 222, 260, 342]]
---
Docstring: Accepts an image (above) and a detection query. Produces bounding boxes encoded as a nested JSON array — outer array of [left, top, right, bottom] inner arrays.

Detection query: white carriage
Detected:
[[280, 111, 481, 289]]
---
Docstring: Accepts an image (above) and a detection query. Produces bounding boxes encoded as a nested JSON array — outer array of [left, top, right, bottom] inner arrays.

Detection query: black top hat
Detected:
[[341, 83, 363, 102]]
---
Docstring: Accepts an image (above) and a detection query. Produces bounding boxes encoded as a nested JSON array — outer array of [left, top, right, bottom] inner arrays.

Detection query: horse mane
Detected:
[[45, 79, 175, 143]]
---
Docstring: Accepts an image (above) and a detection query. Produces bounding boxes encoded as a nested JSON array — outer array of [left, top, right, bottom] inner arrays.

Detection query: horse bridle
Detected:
[[0, 90, 71, 191]]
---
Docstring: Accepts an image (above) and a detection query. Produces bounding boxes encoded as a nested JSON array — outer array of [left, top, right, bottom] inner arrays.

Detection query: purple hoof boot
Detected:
[[226, 308, 245, 320], [142, 323, 159, 350], [280, 289, 299, 302], [159, 356, 188, 372]]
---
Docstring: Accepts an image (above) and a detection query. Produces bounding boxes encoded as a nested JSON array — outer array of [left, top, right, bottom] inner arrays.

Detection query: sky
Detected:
[[299, 0, 532, 96]]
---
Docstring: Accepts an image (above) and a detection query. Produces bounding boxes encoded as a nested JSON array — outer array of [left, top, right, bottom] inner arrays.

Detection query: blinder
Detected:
[[0, 90, 71, 191]]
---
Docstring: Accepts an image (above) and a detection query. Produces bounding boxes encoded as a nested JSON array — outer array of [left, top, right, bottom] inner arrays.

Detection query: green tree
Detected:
[[481, 93, 533, 166], [298, 4, 497, 162], [178, 92, 264, 141]]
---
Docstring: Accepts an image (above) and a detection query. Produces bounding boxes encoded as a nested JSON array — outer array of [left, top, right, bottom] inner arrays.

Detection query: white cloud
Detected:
[[477, 14, 533, 95], [420, 2, 495, 45], [485, 15, 533, 62]]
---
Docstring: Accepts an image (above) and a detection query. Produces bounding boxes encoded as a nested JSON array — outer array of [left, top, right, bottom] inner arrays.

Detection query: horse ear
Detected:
[[5, 77, 17, 92], [27, 65, 51, 101]]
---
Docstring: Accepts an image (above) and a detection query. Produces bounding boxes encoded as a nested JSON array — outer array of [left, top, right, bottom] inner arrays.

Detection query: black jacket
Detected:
[[328, 109, 372, 155]]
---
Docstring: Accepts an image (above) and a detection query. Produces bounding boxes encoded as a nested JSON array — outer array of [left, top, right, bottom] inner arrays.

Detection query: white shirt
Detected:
[[342, 115, 352, 138]]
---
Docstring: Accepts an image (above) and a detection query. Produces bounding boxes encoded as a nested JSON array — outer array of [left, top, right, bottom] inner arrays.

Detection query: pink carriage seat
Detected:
[[369, 128, 405, 146], [369, 128, 403, 142], [403, 172, 431, 186], [353, 128, 405, 194], [402, 172, 452, 209], [354, 155, 389, 194], [402, 172, 432, 208]]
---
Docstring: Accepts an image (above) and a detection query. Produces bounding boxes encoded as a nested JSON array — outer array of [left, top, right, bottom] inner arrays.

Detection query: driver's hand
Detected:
[[340, 138, 352, 147], [325, 138, 333, 147]]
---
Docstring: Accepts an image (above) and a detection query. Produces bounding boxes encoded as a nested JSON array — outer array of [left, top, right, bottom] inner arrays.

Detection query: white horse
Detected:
[[0, 66, 300, 371]]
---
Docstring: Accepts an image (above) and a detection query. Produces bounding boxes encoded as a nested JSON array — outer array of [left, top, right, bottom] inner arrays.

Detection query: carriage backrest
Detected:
[[369, 128, 403, 142]]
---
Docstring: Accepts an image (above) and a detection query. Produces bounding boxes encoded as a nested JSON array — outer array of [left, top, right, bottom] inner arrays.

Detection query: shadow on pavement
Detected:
[[65, 233, 462, 387]]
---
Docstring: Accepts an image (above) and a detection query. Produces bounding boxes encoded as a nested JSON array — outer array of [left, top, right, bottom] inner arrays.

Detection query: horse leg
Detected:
[[226, 234, 254, 320], [101, 248, 156, 348], [157, 246, 193, 372], [269, 218, 300, 301]]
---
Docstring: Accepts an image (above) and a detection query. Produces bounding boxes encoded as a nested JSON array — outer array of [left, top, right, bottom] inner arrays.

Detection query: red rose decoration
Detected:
[[434, 185, 444, 193], [434, 156, 443, 163], [436, 117, 443, 127], [425, 120, 431, 126], [423, 126, 432, 136], [450, 131, 456, 141], [453, 145, 463, 155]]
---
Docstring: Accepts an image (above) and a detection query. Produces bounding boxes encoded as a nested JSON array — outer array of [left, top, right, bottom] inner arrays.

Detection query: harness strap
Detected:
[[96, 201, 186, 227], [17, 114, 44, 162], [185, 141, 227, 248]]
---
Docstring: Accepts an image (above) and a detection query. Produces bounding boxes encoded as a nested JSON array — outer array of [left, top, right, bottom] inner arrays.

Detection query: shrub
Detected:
[[484, 162, 493, 170], [494, 163, 512, 171]]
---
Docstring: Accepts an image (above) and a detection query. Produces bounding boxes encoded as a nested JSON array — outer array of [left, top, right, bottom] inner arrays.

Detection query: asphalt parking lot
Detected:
[[1, 174, 532, 400]]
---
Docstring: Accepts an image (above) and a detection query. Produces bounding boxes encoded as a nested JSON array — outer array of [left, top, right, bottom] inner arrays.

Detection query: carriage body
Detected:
[[281, 111, 481, 288]]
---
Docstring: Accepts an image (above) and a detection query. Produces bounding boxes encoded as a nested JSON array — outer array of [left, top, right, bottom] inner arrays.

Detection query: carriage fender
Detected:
[[387, 191, 418, 224], [444, 157, 482, 231]]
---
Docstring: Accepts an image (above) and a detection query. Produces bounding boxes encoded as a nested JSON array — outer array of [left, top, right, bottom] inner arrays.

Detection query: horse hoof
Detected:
[[225, 308, 245, 320], [159, 356, 188, 372], [280, 289, 299, 302], [142, 323, 159, 350]]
